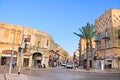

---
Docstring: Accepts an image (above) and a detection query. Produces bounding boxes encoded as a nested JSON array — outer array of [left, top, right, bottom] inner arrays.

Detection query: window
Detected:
[[46, 40, 49, 46], [34, 34, 37, 39], [4, 28, 9, 38], [118, 39, 120, 46], [97, 42, 101, 50], [117, 29, 120, 46], [106, 39, 110, 48]]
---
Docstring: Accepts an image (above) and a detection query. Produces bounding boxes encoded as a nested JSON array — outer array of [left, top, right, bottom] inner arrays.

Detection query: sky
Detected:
[[0, 0, 120, 56]]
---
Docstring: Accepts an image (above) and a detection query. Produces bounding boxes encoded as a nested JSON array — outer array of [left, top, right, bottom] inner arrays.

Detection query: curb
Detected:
[[69, 69, 120, 73]]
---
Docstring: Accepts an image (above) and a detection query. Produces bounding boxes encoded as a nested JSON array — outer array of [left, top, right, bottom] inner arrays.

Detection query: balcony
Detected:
[[102, 31, 110, 39], [94, 35, 101, 42]]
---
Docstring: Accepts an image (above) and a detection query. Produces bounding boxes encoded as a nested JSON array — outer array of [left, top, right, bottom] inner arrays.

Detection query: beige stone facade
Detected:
[[95, 9, 120, 69], [0, 22, 61, 68]]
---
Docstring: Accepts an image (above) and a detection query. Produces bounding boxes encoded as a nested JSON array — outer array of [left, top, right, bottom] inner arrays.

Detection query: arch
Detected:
[[33, 52, 42, 59], [32, 52, 42, 68]]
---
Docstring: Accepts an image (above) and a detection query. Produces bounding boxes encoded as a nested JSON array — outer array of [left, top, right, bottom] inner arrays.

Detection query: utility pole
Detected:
[[9, 30, 16, 74], [18, 31, 25, 75]]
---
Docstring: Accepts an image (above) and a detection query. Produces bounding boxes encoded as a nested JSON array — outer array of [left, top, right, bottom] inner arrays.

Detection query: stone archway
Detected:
[[33, 52, 42, 67]]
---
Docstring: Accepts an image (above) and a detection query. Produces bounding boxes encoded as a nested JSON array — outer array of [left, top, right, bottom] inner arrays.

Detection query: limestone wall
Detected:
[[0, 22, 56, 56]]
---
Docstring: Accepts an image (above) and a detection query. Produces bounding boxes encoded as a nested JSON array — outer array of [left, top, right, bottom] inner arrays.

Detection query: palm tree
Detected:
[[74, 24, 90, 69], [115, 28, 120, 39], [64, 53, 68, 61], [115, 28, 120, 69], [87, 24, 96, 69], [78, 39, 82, 66], [74, 23, 95, 69]]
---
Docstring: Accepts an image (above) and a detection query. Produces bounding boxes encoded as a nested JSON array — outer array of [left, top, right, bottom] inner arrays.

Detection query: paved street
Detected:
[[0, 67, 120, 80], [21, 68, 120, 80]]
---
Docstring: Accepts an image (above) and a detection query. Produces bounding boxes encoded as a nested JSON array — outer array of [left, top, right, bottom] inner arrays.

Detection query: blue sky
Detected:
[[0, 0, 120, 56]]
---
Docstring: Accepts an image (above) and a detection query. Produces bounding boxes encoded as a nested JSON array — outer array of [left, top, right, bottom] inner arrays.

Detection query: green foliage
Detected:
[[73, 22, 95, 69], [115, 29, 120, 39], [73, 23, 95, 41]]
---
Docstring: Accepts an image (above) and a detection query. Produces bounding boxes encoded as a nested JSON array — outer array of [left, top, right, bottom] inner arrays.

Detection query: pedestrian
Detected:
[[12, 61, 16, 69], [54, 62, 57, 67], [43, 64, 46, 69], [38, 63, 41, 68]]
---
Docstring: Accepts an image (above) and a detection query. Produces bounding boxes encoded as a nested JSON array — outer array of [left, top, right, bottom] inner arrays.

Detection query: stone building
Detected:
[[80, 38, 95, 67], [0, 22, 59, 68], [74, 38, 95, 68], [94, 8, 120, 69]]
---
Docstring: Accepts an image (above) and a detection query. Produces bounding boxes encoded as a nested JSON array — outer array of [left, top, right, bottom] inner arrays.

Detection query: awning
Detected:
[[1, 50, 17, 57], [1, 54, 17, 57]]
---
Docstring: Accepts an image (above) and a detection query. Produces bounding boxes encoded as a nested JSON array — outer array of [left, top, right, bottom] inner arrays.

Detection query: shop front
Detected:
[[1, 50, 17, 66]]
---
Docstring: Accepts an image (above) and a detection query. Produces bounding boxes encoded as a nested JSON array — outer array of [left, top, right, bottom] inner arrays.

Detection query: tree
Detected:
[[78, 39, 82, 66], [74, 23, 95, 69], [115, 28, 120, 39], [87, 24, 95, 69], [115, 28, 120, 69]]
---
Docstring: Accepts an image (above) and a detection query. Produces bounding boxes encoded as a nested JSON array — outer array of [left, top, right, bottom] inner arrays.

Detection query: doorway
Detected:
[[24, 58, 29, 67]]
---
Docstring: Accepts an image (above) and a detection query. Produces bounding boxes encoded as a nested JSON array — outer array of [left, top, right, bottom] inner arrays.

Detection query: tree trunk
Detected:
[[79, 39, 81, 66], [90, 40, 94, 69], [86, 41, 90, 69]]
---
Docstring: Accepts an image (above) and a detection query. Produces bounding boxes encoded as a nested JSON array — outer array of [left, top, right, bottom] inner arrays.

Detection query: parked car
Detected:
[[61, 62, 66, 67], [74, 63, 79, 69], [66, 62, 73, 69]]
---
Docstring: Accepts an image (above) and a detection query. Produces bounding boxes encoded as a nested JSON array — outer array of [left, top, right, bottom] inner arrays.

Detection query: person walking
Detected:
[[38, 63, 41, 68], [43, 64, 46, 69], [12, 61, 16, 69]]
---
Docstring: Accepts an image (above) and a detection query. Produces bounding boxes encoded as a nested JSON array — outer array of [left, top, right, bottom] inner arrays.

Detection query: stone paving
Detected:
[[5, 73, 28, 80], [0, 66, 120, 80], [0, 74, 5, 80]]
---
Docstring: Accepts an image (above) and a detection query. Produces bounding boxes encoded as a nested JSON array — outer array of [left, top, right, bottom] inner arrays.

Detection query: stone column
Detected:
[[118, 60, 120, 70], [41, 56, 45, 66], [29, 55, 33, 67], [45, 57, 49, 67], [112, 59, 115, 69]]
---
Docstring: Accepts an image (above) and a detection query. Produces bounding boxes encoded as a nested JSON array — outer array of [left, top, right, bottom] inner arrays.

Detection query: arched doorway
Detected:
[[1, 50, 17, 66], [33, 52, 42, 68]]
